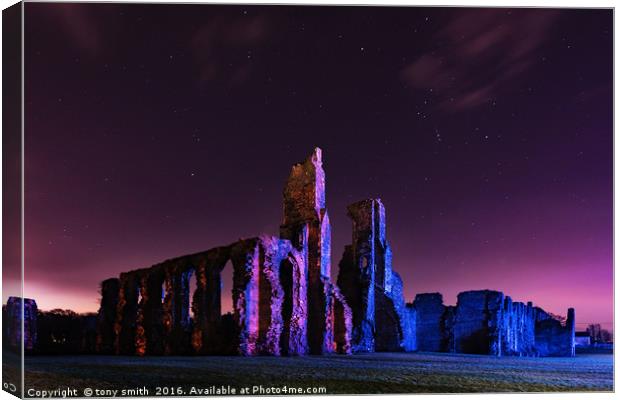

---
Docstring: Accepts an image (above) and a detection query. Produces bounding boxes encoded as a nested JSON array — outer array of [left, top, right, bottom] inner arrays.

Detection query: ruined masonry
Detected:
[[3, 297, 38, 351], [413, 291, 575, 356], [95, 148, 575, 357], [96, 148, 351, 356], [337, 199, 415, 352]]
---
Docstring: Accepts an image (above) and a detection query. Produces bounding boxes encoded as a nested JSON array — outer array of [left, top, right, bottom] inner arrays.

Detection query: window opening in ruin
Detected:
[[161, 281, 165, 304], [221, 260, 234, 316], [297, 231, 304, 247]]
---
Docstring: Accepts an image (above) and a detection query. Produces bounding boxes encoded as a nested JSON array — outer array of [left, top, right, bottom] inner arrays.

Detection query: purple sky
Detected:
[[13, 4, 612, 332]]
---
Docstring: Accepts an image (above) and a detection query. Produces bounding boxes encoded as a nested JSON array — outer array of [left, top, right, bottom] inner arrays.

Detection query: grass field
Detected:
[[4, 352, 614, 396]]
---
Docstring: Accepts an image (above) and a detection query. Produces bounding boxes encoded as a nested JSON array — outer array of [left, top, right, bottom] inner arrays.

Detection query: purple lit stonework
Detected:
[[95, 149, 575, 357], [4, 297, 38, 351], [97, 149, 353, 356]]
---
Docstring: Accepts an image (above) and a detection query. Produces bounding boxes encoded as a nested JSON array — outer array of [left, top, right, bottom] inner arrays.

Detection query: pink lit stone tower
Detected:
[[280, 148, 337, 354]]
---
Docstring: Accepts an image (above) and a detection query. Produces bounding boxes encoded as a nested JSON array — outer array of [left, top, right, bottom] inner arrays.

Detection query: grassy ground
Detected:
[[4, 352, 613, 396]]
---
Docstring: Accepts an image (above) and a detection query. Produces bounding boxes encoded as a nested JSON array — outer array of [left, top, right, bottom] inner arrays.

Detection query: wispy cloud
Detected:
[[54, 4, 103, 56], [400, 9, 560, 111], [191, 15, 270, 85]]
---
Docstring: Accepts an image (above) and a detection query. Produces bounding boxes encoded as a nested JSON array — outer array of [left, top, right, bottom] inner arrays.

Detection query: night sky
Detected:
[[16, 4, 612, 332]]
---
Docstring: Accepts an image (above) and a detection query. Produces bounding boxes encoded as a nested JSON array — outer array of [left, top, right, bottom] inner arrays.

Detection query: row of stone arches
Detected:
[[97, 236, 350, 356]]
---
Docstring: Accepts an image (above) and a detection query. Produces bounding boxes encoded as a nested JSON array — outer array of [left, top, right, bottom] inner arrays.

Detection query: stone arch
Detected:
[[227, 237, 302, 356], [179, 266, 195, 332], [215, 258, 237, 355], [105, 231, 345, 357], [220, 260, 235, 316], [196, 246, 234, 355], [280, 250, 308, 355]]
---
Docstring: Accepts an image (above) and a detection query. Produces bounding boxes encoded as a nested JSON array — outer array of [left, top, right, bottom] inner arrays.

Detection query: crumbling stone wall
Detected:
[[329, 282, 353, 354], [453, 290, 504, 355], [388, 271, 417, 351], [259, 236, 290, 354], [114, 272, 139, 355], [96, 278, 119, 354], [534, 308, 575, 357], [412, 290, 574, 357], [337, 243, 372, 351], [5, 297, 37, 351], [98, 148, 352, 357], [337, 198, 414, 353], [142, 267, 166, 355], [280, 148, 351, 355], [413, 293, 446, 352], [101, 236, 330, 356], [109, 246, 236, 356], [196, 246, 232, 355], [443, 305, 456, 352], [93, 147, 573, 358], [502, 299, 536, 356]]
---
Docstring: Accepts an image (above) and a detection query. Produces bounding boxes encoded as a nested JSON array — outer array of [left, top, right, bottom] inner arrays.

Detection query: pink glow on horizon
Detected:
[[21, 280, 100, 314], [19, 256, 613, 333], [402, 258, 613, 332]]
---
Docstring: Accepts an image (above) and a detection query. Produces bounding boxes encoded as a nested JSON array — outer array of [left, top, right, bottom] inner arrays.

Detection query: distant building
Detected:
[[575, 331, 591, 347]]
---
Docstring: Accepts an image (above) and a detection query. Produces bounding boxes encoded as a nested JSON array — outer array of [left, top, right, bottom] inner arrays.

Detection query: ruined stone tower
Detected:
[[280, 148, 336, 354], [337, 198, 415, 352]]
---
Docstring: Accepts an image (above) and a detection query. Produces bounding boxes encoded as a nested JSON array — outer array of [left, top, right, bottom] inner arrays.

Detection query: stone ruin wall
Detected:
[[94, 148, 575, 357], [3, 297, 38, 351], [279, 148, 348, 354], [412, 290, 575, 357], [534, 307, 576, 357], [97, 235, 349, 356], [337, 198, 416, 353], [413, 293, 446, 352], [96, 148, 352, 356]]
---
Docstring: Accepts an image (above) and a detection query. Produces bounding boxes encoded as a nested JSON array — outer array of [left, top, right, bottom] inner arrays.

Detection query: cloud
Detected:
[[53, 4, 102, 56], [191, 15, 270, 85], [400, 9, 560, 111]]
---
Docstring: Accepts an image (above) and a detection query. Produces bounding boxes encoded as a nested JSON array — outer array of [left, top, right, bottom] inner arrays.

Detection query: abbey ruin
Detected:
[[92, 148, 575, 357]]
